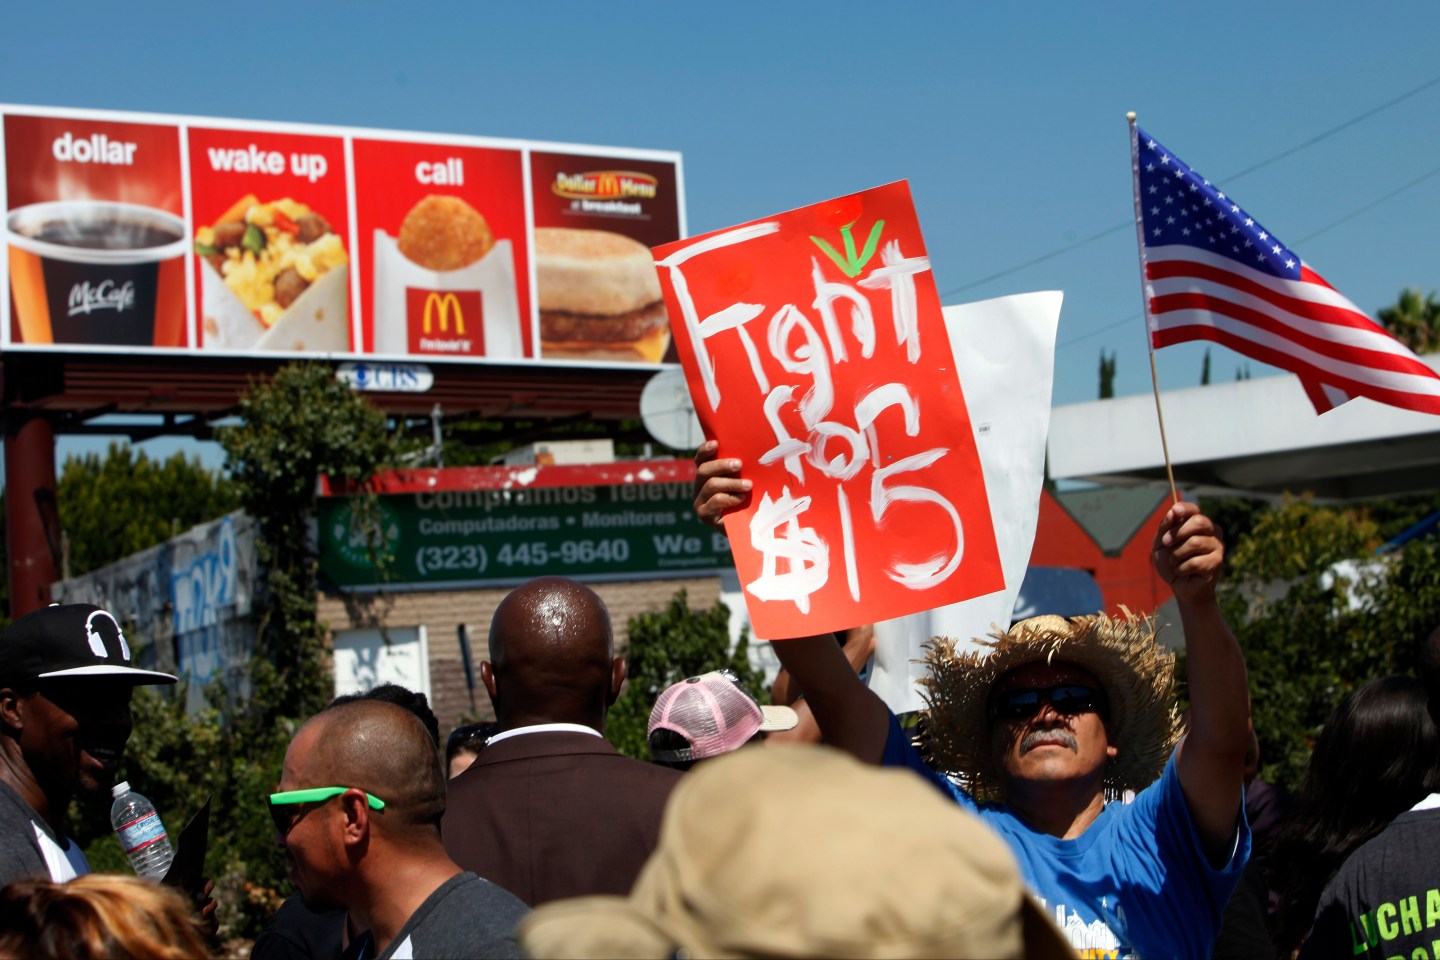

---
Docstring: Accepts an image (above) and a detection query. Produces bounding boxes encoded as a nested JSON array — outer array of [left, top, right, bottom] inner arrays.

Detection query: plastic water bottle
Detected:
[[110, 782, 174, 880]]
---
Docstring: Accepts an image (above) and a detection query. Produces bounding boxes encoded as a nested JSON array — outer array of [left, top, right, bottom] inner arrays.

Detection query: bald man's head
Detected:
[[298, 700, 446, 834], [483, 577, 625, 731]]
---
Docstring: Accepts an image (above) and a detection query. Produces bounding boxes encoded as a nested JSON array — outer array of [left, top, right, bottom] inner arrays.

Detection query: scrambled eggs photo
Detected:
[[195, 195, 348, 327]]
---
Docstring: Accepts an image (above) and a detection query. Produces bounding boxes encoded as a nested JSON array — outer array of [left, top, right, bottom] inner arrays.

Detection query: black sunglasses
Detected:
[[989, 684, 1107, 722]]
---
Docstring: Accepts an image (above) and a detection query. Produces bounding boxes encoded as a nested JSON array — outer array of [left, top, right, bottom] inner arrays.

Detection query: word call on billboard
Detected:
[[1, 104, 684, 368]]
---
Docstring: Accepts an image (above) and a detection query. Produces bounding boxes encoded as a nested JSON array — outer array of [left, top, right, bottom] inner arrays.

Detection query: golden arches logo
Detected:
[[422, 292, 465, 335]]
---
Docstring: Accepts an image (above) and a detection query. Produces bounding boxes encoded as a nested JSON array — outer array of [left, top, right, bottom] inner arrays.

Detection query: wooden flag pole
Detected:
[[1148, 352, 1180, 505], [1128, 111, 1181, 506]]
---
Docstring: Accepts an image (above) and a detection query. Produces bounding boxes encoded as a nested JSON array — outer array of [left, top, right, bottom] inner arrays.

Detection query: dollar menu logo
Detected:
[[551, 170, 658, 200]]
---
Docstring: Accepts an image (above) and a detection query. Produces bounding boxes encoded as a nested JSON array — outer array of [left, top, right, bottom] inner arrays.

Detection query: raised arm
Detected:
[[694, 441, 890, 762], [1155, 501, 1250, 866], [772, 625, 875, 707]]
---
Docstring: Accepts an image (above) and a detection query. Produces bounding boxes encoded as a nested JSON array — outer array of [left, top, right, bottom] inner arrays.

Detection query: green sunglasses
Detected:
[[268, 787, 385, 836]]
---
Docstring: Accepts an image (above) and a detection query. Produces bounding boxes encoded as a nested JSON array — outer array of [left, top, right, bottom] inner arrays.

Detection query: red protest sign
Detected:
[[655, 181, 1002, 639]]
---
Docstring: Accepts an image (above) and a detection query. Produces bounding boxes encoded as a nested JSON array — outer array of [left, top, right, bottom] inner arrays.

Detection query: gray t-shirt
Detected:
[[0, 779, 88, 884], [1300, 798, 1440, 960], [376, 872, 528, 960]]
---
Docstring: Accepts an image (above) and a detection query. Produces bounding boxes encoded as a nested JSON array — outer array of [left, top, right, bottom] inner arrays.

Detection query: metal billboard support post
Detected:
[[4, 410, 60, 619]]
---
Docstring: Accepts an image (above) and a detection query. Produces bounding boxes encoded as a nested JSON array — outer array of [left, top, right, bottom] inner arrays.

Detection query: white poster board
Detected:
[[333, 626, 432, 700], [867, 290, 1063, 712]]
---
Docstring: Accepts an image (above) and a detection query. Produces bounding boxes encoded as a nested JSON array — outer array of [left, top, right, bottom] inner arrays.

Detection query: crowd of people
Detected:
[[0, 441, 1435, 958]]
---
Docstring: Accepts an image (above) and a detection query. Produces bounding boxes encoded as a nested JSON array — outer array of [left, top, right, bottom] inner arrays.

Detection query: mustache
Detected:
[[1019, 729, 1078, 755]]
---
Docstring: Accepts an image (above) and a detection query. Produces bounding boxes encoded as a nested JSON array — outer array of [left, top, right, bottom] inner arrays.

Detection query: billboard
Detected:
[[1, 105, 684, 367]]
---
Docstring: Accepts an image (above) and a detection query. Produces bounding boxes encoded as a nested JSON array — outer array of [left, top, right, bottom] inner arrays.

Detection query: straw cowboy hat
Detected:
[[919, 611, 1183, 803]]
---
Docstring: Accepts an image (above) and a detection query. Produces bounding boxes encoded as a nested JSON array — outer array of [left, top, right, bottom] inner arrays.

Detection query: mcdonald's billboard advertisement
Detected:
[[1, 104, 684, 367]]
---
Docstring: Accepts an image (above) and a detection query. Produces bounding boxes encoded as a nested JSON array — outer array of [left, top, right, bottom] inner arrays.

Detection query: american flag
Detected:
[[1133, 125, 1440, 414]]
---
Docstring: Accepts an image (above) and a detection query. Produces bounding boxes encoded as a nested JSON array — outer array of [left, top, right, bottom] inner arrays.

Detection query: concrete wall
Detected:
[[53, 512, 258, 709]]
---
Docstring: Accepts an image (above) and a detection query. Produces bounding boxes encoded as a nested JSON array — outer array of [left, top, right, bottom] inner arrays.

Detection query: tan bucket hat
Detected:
[[919, 611, 1183, 804], [519, 745, 1072, 959]]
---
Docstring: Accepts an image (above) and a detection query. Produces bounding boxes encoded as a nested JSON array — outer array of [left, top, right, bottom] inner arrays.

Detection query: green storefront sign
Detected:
[[318, 481, 734, 588]]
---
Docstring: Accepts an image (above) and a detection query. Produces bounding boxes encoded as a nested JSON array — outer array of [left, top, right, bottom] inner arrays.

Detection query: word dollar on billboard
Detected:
[[654, 181, 1003, 638]]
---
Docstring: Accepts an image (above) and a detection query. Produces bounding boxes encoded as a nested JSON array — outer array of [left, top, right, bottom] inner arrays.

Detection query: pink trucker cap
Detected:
[[647, 671, 798, 764]]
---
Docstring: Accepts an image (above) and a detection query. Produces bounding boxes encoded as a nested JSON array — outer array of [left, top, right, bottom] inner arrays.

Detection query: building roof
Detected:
[[1053, 484, 1171, 555], [1047, 359, 1440, 501]]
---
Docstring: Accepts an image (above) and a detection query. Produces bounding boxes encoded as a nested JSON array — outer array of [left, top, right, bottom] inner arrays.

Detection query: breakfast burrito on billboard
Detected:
[[371, 195, 521, 358], [196, 194, 350, 352]]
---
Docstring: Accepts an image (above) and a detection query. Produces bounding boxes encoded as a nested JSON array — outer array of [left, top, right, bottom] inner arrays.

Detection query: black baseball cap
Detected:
[[0, 604, 177, 685]]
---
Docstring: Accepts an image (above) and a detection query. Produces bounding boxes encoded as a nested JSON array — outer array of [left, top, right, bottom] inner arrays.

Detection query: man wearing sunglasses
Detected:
[[0, 603, 177, 885], [272, 698, 528, 959], [695, 444, 1250, 959]]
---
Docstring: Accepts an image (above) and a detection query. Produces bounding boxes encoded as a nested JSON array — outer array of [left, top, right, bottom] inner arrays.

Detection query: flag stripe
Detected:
[[1298, 266, 1338, 292], [1152, 322, 1440, 414], [1152, 308, 1440, 396], [1299, 378, 1344, 414], [1148, 270, 1424, 361], [1149, 287, 1438, 379], [1147, 249, 1382, 332]]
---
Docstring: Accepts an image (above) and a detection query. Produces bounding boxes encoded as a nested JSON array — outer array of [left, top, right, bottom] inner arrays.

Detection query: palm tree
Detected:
[[1378, 288, 1440, 354]]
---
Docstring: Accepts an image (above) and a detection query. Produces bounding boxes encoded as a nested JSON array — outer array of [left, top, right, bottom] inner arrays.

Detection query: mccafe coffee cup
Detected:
[[6, 200, 188, 347]]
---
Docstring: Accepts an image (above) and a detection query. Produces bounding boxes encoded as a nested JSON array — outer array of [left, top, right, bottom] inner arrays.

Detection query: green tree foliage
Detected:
[[1378, 288, 1440, 354], [220, 363, 398, 720], [71, 363, 399, 942], [57, 444, 239, 577], [1099, 350, 1117, 399], [1181, 498, 1440, 792], [607, 590, 766, 761], [0, 446, 235, 628]]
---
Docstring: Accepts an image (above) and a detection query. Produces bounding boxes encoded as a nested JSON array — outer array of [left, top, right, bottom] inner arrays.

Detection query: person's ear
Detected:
[[0, 688, 26, 736], [1107, 743, 1119, 759], [340, 790, 370, 848], [481, 661, 498, 708], [608, 657, 627, 705]]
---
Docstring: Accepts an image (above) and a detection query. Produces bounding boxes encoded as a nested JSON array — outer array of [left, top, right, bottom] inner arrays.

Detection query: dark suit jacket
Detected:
[[441, 730, 682, 907]]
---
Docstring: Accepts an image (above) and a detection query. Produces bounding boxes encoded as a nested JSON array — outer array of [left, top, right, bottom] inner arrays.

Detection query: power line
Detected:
[[1054, 161, 1440, 352], [1293, 161, 1440, 244], [1223, 73, 1440, 183], [1056, 312, 1137, 351], [939, 71, 1440, 300], [945, 223, 1131, 296]]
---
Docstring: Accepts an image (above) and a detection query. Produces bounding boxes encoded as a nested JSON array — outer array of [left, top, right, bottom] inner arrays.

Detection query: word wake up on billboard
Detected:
[[654, 181, 1003, 638], [1, 105, 683, 367]]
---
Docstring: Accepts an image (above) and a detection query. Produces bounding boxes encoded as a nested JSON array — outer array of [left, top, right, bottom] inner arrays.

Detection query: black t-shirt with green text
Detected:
[[1302, 801, 1440, 960]]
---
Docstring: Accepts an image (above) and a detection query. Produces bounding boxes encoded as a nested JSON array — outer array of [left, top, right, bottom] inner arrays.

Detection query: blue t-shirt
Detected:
[[883, 713, 1249, 959]]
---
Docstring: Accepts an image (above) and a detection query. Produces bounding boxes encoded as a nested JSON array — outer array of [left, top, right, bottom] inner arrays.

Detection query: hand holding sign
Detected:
[[657, 181, 1003, 638], [693, 441, 750, 530]]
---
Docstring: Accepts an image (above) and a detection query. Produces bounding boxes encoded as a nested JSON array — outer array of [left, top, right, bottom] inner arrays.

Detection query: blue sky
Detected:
[[7, 1, 1440, 467]]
